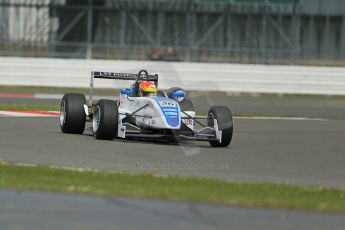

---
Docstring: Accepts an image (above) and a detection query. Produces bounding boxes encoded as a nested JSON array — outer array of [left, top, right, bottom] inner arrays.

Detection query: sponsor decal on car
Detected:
[[158, 101, 177, 107], [155, 97, 180, 127]]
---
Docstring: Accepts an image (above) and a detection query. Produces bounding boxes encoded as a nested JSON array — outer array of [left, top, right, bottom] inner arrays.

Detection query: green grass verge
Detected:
[[0, 164, 345, 213], [0, 104, 60, 111]]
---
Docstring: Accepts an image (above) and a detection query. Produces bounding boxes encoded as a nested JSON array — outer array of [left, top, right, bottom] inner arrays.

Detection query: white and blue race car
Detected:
[[60, 70, 233, 147]]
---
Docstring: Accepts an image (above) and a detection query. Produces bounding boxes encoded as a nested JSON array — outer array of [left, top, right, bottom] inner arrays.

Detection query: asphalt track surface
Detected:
[[0, 116, 344, 189], [1, 189, 345, 230]]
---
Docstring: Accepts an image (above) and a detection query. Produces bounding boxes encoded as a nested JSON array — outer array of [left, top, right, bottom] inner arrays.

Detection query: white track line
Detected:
[[0, 111, 59, 117], [33, 93, 115, 100], [234, 116, 327, 121]]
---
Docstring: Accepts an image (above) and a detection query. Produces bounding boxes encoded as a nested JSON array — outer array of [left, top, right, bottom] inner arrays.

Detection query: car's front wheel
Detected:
[[207, 106, 233, 147], [93, 100, 118, 140]]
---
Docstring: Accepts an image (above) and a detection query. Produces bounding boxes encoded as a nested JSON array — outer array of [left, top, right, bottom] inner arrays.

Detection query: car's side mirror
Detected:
[[120, 88, 132, 95], [172, 91, 185, 97], [171, 90, 186, 102]]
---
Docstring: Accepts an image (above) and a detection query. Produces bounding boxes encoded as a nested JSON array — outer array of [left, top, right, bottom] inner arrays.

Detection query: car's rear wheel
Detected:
[[93, 100, 118, 140], [60, 93, 86, 134], [180, 98, 194, 112], [166, 87, 193, 110], [179, 98, 195, 135], [207, 106, 233, 147], [166, 87, 195, 135]]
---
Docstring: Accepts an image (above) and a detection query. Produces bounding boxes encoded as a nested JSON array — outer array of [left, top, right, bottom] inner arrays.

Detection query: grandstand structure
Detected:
[[0, 0, 344, 65]]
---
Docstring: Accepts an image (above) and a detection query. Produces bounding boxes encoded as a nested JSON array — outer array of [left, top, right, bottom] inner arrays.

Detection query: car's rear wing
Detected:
[[89, 70, 158, 106], [93, 71, 158, 81]]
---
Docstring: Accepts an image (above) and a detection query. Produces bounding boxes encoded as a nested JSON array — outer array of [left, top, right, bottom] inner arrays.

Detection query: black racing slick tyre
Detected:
[[93, 100, 118, 140], [180, 98, 194, 112], [167, 87, 195, 135], [179, 98, 195, 135], [166, 87, 194, 111], [207, 106, 233, 147], [60, 93, 86, 134]]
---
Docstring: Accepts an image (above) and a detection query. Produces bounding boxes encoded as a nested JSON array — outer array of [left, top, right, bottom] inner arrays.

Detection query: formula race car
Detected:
[[60, 70, 233, 147]]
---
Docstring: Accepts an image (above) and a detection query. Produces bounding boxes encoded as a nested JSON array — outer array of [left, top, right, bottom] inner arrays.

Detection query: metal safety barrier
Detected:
[[1, 57, 345, 95]]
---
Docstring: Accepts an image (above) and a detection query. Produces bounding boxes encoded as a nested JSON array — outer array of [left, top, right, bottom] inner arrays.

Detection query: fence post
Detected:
[[291, 0, 301, 65], [185, 0, 195, 62], [342, 16, 345, 59], [86, 0, 93, 59]]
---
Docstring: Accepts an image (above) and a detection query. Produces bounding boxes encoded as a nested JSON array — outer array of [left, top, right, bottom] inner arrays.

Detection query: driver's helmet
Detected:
[[139, 81, 157, 97]]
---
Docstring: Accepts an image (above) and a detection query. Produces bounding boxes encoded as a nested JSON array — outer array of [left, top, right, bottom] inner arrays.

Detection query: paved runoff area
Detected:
[[1, 189, 345, 230]]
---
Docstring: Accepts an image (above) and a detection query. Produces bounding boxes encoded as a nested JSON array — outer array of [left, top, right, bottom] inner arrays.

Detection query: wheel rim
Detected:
[[208, 112, 214, 127], [208, 112, 221, 143], [93, 106, 101, 133], [60, 100, 66, 126]]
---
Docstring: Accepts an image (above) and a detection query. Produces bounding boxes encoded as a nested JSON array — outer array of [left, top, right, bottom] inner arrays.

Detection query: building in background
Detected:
[[0, 0, 344, 65]]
